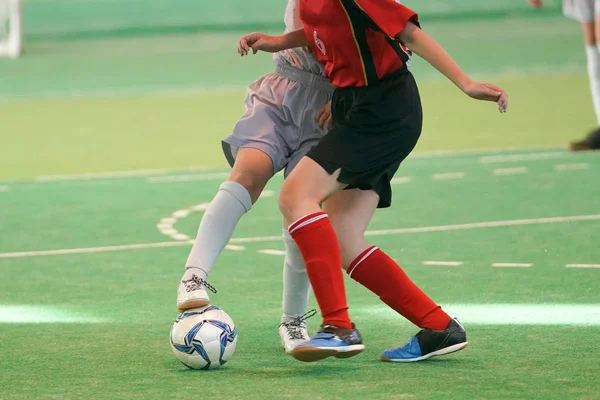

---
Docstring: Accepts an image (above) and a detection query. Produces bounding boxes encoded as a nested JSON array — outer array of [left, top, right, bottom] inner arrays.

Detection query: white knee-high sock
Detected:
[[281, 228, 311, 322], [185, 181, 252, 278], [586, 45, 600, 125]]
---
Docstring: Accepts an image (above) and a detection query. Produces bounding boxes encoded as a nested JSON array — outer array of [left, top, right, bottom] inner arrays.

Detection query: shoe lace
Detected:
[[181, 274, 217, 294], [280, 309, 317, 340]]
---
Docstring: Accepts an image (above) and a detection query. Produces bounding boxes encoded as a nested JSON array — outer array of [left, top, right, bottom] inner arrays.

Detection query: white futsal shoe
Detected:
[[176, 267, 216, 311], [278, 310, 316, 353]]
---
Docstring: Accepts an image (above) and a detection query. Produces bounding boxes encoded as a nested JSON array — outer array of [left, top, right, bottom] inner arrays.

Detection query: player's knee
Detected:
[[278, 181, 316, 222], [227, 172, 268, 204], [278, 184, 297, 221]]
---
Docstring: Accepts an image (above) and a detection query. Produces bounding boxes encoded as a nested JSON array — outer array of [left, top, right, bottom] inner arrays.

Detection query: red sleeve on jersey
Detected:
[[354, 0, 419, 39]]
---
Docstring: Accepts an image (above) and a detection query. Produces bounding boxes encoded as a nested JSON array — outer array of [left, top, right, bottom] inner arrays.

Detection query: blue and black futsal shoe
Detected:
[[379, 318, 468, 362], [290, 323, 365, 362]]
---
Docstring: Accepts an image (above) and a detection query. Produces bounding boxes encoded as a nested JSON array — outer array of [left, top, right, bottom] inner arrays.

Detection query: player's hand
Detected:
[[238, 33, 281, 56], [316, 103, 332, 129], [527, 0, 543, 8], [462, 81, 508, 113]]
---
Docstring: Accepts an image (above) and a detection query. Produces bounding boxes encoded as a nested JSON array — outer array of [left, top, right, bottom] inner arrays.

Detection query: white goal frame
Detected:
[[0, 0, 22, 58]]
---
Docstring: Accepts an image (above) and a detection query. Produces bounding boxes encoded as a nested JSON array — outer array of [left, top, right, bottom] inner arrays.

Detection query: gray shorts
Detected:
[[563, 0, 600, 22], [222, 64, 335, 177]]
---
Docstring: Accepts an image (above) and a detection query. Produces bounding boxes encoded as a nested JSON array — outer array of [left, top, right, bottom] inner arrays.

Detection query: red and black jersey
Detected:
[[299, 0, 418, 87]]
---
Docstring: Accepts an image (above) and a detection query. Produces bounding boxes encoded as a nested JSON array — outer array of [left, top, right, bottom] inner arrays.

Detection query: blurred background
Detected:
[[0, 0, 590, 180]]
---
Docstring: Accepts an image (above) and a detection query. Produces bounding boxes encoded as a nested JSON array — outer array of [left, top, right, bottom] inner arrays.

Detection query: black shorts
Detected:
[[306, 69, 423, 208]]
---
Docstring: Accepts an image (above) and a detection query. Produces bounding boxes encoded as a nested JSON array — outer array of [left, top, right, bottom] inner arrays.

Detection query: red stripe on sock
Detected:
[[291, 214, 352, 330], [348, 248, 451, 330]]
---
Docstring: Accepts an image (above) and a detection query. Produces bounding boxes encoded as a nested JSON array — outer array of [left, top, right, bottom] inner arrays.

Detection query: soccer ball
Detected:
[[170, 305, 238, 370]]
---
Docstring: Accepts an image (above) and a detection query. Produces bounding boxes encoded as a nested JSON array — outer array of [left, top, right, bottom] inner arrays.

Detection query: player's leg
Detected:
[[278, 222, 314, 352], [177, 73, 293, 311], [277, 84, 334, 352], [0, 0, 22, 58], [579, 9, 600, 149], [279, 157, 365, 361], [177, 148, 273, 310], [278, 217, 316, 352], [566, 0, 600, 149], [324, 189, 467, 362]]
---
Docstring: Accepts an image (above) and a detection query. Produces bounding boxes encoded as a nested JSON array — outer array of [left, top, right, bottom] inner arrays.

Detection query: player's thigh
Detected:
[[279, 156, 346, 224], [225, 147, 275, 203], [222, 74, 297, 169], [221, 74, 300, 202], [323, 189, 379, 269]]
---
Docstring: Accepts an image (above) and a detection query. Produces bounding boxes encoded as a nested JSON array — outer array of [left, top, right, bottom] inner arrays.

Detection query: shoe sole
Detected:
[[379, 341, 468, 363], [177, 299, 209, 312], [291, 345, 365, 362]]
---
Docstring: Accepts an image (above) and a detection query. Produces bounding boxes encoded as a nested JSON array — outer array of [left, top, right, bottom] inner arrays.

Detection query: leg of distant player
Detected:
[[0, 0, 22, 58], [571, 13, 600, 149], [530, 0, 600, 150], [570, 18, 600, 150], [177, 148, 273, 311], [584, 19, 600, 124]]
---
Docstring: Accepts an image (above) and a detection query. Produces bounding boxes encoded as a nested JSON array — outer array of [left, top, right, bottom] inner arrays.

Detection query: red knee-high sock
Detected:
[[347, 246, 451, 330], [290, 212, 352, 330]]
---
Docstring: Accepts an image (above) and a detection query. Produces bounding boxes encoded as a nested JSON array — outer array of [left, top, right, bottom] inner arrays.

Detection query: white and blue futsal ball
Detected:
[[170, 305, 238, 370]]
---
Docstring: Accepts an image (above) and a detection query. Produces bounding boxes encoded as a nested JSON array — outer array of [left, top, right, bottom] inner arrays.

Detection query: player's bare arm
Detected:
[[397, 22, 508, 113], [238, 29, 309, 56], [527, 0, 543, 8]]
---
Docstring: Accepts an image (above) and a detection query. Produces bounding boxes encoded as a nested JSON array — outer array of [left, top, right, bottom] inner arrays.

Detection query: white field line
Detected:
[[225, 245, 245, 251], [228, 236, 282, 244], [432, 172, 465, 181], [363, 214, 600, 237], [391, 177, 412, 185], [492, 262, 533, 268], [493, 167, 528, 176], [35, 167, 223, 182], [1, 147, 568, 186], [1, 213, 599, 259], [358, 304, 600, 326], [0, 185, 8, 192], [0, 241, 194, 259], [147, 173, 230, 183], [422, 261, 463, 266], [257, 249, 286, 256], [479, 152, 567, 164], [260, 190, 275, 198], [555, 163, 591, 171], [566, 264, 600, 269]]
